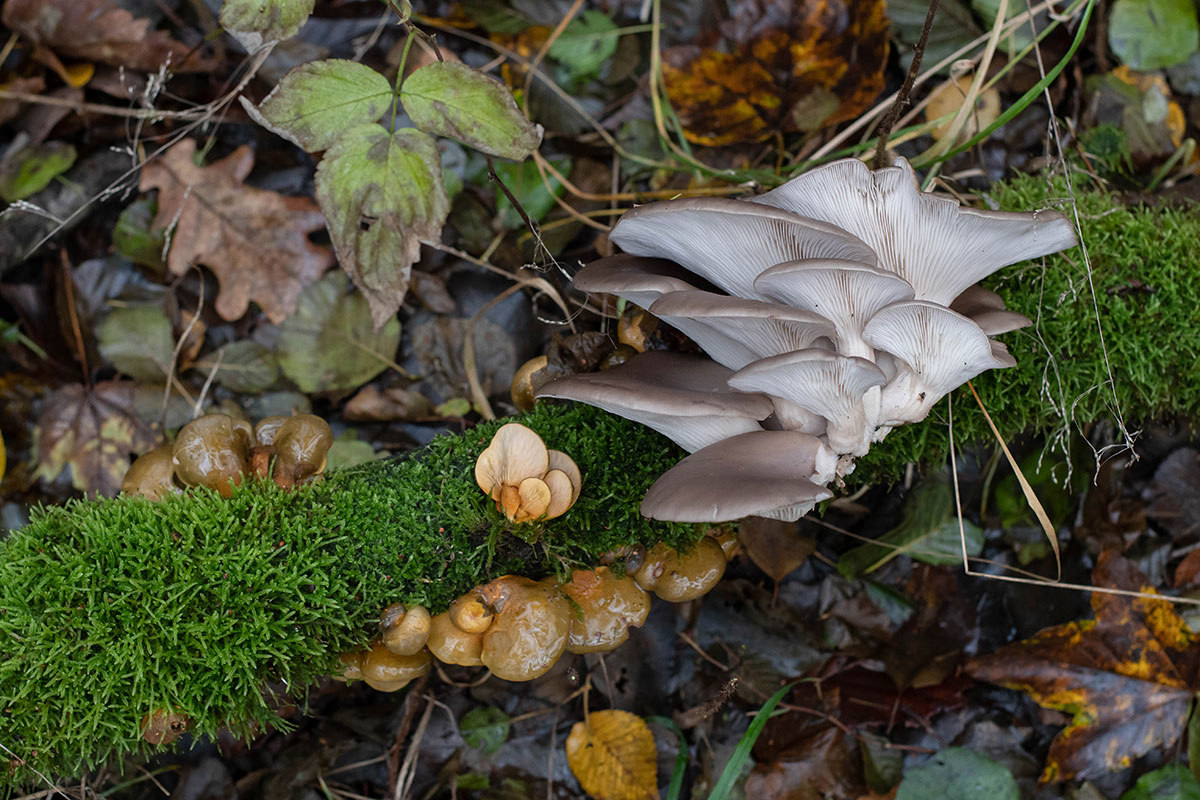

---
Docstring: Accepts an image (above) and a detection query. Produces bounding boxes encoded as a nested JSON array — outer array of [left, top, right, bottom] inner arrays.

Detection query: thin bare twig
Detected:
[[874, 0, 941, 168]]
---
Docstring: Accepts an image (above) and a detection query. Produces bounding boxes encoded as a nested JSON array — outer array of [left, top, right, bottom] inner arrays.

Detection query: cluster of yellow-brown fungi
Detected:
[[338, 422, 734, 690], [122, 412, 334, 499]]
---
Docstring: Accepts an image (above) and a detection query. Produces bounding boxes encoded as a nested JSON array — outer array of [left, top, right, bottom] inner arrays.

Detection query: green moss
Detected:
[[0, 403, 697, 787], [855, 171, 1200, 480]]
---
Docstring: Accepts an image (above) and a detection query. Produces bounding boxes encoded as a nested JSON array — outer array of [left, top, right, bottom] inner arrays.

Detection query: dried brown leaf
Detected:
[[32, 381, 162, 496], [140, 139, 333, 323], [739, 516, 816, 583], [2, 0, 213, 72]]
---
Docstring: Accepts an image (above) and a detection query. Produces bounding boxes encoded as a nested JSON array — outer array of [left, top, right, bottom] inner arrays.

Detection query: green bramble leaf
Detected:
[[0, 141, 76, 202], [400, 61, 542, 161], [219, 0, 314, 50], [314, 124, 449, 327], [276, 272, 401, 393], [241, 59, 393, 152], [1109, 0, 1199, 71]]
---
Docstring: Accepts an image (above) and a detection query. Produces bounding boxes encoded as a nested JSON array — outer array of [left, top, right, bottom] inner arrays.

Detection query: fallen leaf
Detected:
[[548, 10, 618, 82], [738, 516, 816, 584], [1147, 447, 1200, 538], [314, 124, 449, 328], [1108, 0, 1198, 71], [838, 479, 983, 578], [0, 76, 44, 126], [139, 139, 334, 323], [0, 141, 77, 202], [275, 272, 401, 393], [968, 551, 1200, 782], [343, 384, 434, 421], [746, 726, 864, 800], [565, 709, 658, 800], [1120, 763, 1200, 799], [2, 0, 212, 72], [32, 381, 161, 496], [96, 305, 176, 382], [661, 0, 889, 145], [219, 0, 314, 51], [194, 340, 279, 394], [895, 748, 1019, 800]]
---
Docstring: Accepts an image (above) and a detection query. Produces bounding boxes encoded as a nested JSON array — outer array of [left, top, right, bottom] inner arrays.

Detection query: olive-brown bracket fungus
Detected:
[[540, 156, 1078, 523]]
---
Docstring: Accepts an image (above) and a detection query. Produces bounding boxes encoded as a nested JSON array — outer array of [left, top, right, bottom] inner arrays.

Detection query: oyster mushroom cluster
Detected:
[[341, 532, 735, 689], [539, 157, 1078, 523], [122, 412, 334, 499]]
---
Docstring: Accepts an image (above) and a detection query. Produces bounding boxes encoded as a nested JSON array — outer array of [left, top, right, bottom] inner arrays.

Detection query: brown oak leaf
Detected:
[[662, 0, 888, 146], [140, 139, 334, 323], [32, 381, 162, 497], [968, 551, 1200, 783], [2, 0, 213, 73]]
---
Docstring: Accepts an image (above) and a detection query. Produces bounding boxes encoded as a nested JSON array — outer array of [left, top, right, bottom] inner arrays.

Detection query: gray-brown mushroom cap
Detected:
[[752, 157, 1078, 305], [535, 351, 775, 453], [610, 197, 878, 300], [728, 349, 887, 456], [571, 254, 700, 311], [949, 285, 1032, 335], [863, 299, 1017, 427], [640, 430, 835, 522], [753, 259, 917, 360], [648, 289, 836, 370]]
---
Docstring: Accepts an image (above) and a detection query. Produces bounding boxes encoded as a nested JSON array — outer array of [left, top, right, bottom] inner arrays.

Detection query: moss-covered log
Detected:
[[4, 173, 1200, 788], [0, 404, 698, 787]]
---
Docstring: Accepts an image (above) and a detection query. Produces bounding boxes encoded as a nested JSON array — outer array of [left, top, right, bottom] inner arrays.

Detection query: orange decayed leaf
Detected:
[[661, 0, 888, 146], [968, 551, 1200, 783], [139, 139, 334, 324], [566, 710, 658, 800]]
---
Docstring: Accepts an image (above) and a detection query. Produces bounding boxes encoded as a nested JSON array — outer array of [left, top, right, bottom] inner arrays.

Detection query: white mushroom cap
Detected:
[[648, 290, 836, 370], [949, 285, 1032, 336], [753, 259, 916, 360], [863, 300, 1017, 426], [609, 198, 878, 300], [728, 349, 887, 456], [572, 254, 700, 311], [535, 351, 774, 453], [640, 430, 836, 522], [752, 157, 1078, 305]]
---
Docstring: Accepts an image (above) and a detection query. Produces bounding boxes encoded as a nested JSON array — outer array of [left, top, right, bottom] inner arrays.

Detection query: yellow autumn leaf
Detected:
[[566, 709, 659, 800]]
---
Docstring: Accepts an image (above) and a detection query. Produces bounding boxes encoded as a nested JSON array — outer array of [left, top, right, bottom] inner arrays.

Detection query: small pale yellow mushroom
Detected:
[[121, 445, 178, 500], [474, 424, 580, 522], [361, 641, 431, 692], [634, 538, 727, 603], [449, 595, 494, 633], [563, 567, 651, 654], [380, 602, 431, 656], [479, 575, 571, 681], [141, 708, 189, 746], [273, 413, 334, 488], [427, 611, 484, 666], [172, 414, 250, 497]]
